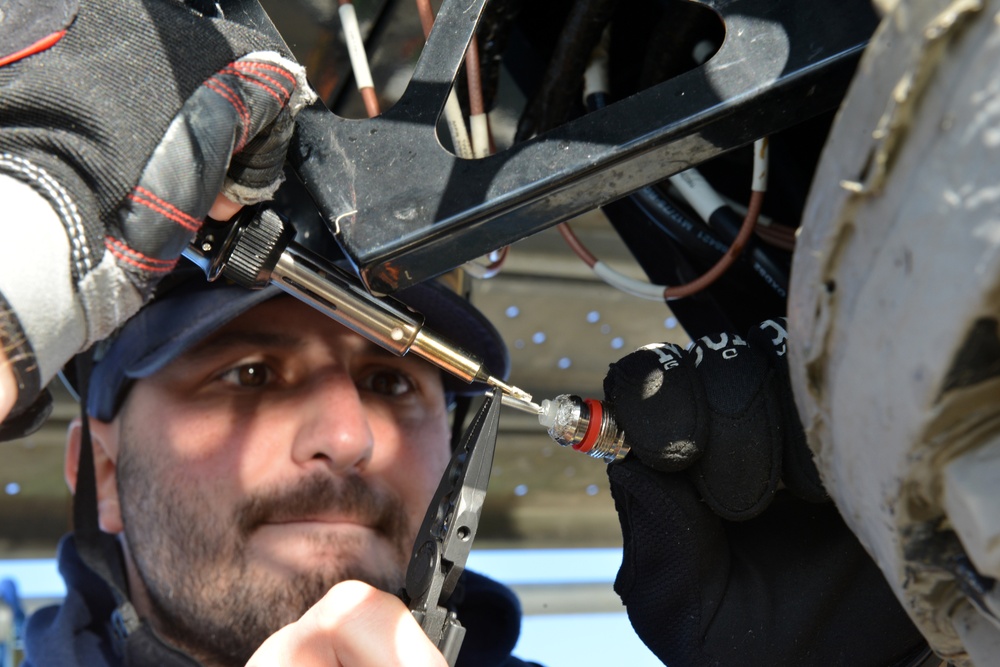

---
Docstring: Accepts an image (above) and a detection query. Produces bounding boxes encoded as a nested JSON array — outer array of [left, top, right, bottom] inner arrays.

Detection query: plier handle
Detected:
[[401, 390, 502, 666]]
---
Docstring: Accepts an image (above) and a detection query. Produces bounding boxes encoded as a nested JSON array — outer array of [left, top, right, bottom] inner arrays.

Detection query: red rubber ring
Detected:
[[573, 398, 602, 453]]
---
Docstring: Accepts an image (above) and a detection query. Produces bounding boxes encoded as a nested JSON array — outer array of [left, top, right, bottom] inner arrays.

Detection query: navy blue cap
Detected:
[[77, 264, 509, 421]]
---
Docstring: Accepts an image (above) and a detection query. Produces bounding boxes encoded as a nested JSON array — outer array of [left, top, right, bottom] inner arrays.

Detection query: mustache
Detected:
[[235, 473, 408, 539]]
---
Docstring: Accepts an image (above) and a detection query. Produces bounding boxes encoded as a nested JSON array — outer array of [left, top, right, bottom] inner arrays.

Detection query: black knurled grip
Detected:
[[222, 208, 291, 288]]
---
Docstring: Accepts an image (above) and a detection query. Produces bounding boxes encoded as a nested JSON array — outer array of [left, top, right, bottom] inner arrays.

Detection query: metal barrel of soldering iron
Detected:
[[185, 206, 527, 398], [273, 247, 489, 385]]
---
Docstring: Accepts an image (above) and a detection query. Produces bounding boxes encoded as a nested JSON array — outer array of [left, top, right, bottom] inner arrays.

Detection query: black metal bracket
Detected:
[[225, 0, 875, 294]]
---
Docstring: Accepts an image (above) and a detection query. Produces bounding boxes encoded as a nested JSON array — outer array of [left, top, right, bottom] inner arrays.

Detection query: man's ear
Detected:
[[65, 416, 123, 534]]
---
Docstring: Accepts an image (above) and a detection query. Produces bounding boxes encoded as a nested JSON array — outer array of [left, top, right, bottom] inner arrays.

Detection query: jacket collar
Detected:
[[25, 535, 526, 667]]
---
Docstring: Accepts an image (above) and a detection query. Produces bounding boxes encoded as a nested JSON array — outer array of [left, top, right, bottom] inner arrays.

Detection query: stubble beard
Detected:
[[115, 428, 414, 667]]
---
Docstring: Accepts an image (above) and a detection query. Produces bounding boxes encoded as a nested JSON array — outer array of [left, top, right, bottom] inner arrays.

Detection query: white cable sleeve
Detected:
[[470, 113, 490, 159], [0, 172, 87, 386], [339, 3, 375, 91], [462, 248, 503, 279], [583, 32, 611, 100], [461, 259, 491, 278], [443, 90, 473, 159], [593, 262, 666, 300], [669, 168, 726, 224], [753, 137, 769, 192]]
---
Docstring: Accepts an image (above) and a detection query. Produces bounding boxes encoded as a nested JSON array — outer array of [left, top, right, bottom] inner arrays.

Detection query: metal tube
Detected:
[[271, 244, 530, 400], [409, 327, 484, 384], [187, 211, 532, 400], [273, 246, 423, 356]]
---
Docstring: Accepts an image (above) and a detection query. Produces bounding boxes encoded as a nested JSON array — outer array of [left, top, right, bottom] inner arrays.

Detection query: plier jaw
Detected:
[[402, 390, 503, 666]]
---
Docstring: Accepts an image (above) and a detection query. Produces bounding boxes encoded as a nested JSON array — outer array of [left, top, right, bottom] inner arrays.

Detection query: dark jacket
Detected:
[[24, 536, 540, 667]]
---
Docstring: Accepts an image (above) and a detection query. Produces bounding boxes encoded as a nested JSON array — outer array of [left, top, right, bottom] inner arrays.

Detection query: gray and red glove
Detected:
[[604, 319, 931, 666], [0, 0, 315, 434]]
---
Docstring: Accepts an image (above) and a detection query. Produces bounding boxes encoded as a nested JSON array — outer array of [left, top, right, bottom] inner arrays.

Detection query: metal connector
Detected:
[[538, 394, 629, 463]]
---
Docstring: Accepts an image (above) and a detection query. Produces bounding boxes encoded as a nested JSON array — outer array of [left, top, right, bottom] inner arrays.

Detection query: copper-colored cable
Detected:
[[360, 88, 381, 117], [413, 0, 508, 275], [662, 189, 764, 299], [465, 37, 485, 117], [557, 190, 764, 300], [414, 0, 486, 123], [415, 0, 435, 38], [464, 35, 491, 158], [754, 220, 797, 249], [557, 223, 598, 267], [756, 224, 795, 240], [755, 225, 796, 252]]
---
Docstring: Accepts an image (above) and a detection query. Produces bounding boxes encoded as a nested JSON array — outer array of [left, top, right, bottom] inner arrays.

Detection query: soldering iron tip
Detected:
[[487, 376, 533, 403], [500, 393, 543, 415]]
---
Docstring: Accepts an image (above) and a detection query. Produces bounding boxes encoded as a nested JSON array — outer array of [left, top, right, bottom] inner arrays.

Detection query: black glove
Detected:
[[0, 0, 315, 427], [604, 319, 929, 666], [605, 318, 825, 520]]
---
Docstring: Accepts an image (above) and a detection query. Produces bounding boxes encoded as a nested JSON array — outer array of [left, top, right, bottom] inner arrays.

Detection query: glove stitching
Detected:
[[0, 153, 92, 277], [230, 60, 298, 87], [203, 77, 251, 150], [104, 238, 177, 273], [236, 51, 318, 117], [221, 67, 286, 106], [223, 62, 294, 106], [127, 186, 202, 232]]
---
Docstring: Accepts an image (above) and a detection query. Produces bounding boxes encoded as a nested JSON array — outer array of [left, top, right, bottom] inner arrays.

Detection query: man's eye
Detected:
[[359, 369, 414, 397], [218, 362, 274, 388]]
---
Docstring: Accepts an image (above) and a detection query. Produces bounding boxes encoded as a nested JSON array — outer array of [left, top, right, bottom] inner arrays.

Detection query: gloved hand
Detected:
[[0, 0, 316, 433], [604, 319, 930, 666], [604, 317, 825, 519]]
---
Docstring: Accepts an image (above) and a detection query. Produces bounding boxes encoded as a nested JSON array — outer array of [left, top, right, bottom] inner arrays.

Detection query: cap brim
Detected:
[[86, 274, 508, 420]]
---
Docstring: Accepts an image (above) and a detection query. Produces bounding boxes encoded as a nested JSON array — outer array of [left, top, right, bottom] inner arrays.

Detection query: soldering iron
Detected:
[[182, 205, 531, 402]]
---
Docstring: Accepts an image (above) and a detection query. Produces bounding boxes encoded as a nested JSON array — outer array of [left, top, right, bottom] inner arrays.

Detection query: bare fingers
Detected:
[[245, 581, 449, 667]]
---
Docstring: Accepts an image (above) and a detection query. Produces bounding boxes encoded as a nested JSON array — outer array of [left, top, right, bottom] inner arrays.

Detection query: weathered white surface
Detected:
[[944, 436, 1000, 579], [952, 602, 1000, 665], [788, 0, 1000, 662]]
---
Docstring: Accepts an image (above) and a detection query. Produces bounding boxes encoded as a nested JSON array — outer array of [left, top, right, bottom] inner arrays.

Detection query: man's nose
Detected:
[[290, 371, 375, 472]]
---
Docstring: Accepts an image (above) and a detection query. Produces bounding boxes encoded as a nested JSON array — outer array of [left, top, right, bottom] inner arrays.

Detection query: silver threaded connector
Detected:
[[538, 394, 629, 463]]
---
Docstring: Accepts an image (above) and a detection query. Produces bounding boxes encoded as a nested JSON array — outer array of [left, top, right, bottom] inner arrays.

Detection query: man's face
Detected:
[[107, 297, 453, 666]]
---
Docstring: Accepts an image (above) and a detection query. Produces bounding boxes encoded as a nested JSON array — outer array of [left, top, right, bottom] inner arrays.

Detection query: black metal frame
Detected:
[[225, 0, 875, 295]]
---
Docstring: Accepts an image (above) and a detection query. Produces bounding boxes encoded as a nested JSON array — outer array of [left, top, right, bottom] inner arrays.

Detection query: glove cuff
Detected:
[[0, 171, 88, 390]]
